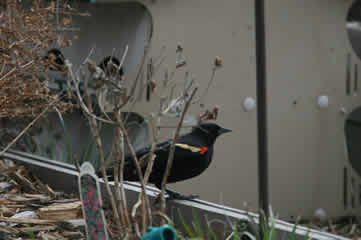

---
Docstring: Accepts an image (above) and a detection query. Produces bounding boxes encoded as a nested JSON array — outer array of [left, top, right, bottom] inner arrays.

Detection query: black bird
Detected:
[[98, 56, 124, 77], [102, 122, 231, 200], [44, 48, 65, 70]]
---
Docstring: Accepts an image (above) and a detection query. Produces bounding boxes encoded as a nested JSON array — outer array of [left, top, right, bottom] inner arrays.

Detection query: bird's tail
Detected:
[[96, 168, 116, 181]]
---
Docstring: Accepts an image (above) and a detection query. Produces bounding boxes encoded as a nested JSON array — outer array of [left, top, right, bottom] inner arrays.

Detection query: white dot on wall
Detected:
[[340, 107, 348, 115], [317, 95, 329, 108], [243, 97, 256, 112]]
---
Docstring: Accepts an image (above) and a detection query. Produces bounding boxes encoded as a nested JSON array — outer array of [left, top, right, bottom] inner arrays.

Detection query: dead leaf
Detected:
[[63, 18, 71, 25]]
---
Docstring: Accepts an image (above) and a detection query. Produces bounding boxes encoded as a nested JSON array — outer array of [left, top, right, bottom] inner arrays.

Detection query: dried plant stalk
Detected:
[[114, 111, 131, 229], [0, 95, 64, 156], [65, 38, 220, 237], [81, 70, 123, 230], [160, 87, 198, 216], [0, 0, 82, 118], [112, 128, 126, 227]]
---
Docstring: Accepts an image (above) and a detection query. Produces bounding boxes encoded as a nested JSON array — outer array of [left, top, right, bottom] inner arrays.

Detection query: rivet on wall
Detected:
[[317, 95, 329, 108], [340, 107, 348, 115], [243, 97, 256, 112]]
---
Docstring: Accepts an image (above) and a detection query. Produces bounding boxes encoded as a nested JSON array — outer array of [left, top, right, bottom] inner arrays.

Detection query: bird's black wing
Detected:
[[147, 134, 211, 185], [121, 139, 172, 181], [100, 138, 178, 180]]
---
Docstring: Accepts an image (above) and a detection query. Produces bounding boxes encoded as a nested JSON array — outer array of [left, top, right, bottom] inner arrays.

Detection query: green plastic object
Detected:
[[141, 225, 177, 240]]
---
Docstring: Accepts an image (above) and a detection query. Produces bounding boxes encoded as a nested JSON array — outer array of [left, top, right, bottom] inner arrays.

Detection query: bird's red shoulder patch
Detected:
[[200, 147, 208, 154]]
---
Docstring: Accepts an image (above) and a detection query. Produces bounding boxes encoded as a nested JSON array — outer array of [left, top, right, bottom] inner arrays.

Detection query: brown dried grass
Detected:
[[0, 0, 82, 118]]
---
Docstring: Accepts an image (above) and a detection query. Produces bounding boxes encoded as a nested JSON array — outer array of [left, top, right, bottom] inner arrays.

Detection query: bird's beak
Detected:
[[218, 127, 232, 135]]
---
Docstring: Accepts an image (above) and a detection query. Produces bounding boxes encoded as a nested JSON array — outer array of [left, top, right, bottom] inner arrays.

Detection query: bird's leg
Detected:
[[165, 189, 199, 201], [154, 184, 199, 201]]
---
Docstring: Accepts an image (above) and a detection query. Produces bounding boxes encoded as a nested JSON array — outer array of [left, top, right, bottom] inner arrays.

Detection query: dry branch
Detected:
[[38, 201, 82, 221], [0, 94, 65, 155], [0, 0, 80, 118], [160, 87, 198, 216], [0, 216, 57, 225]]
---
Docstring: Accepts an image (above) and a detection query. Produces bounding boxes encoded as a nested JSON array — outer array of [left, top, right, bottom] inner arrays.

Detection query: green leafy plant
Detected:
[[55, 109, 73, 163], [26, 230, 36, 240], [178, 209, 196, 238], [226, 211, 312, 240], [178, 209, 217, 240]]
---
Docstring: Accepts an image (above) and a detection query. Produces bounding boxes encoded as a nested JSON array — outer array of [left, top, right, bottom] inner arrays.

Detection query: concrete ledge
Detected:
[[3, 150, 350, 240]]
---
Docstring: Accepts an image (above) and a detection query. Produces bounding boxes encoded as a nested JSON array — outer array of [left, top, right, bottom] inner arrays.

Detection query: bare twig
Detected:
[[143, 115, 157, 184], [160, 87, 198, 216], [118, 45, 128, 71], [114, 111, 131, 229], [112, 128, 126, 227], [127, 46, 149, 101], [0, 67, 16, 81], [193, 57, 223, 105], [81, 63, 123, 231], [192, 66, 217, 105], [66, 62, 117, 125], [138, 115, 157, 228], [0, 95, 63, 156], [72, 154, 81, 173], [0, 0, 83, 118], [118, 118, 151, 232], [152, 211, 173, 225]]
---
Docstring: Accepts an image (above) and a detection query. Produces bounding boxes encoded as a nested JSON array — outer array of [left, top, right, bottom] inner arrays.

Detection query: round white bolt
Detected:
[[243, 97, 256, 112], [340, 107, 348, 115], [313, 208, 328, 224], [317, 95, 329, 108]]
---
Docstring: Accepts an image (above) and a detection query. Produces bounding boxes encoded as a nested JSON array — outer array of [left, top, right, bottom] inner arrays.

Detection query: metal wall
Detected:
[[265, 0, 361, 218]]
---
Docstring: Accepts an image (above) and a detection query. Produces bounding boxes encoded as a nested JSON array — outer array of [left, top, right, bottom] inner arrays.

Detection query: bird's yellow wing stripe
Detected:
[[175, 143, 208, 154]]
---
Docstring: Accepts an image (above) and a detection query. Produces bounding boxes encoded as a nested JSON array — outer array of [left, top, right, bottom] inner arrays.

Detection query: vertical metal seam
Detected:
[[346, 53, 351, 96], [354, 63, 358, 94], [344, 167, 348, 209], [255, 0, 269, 221]]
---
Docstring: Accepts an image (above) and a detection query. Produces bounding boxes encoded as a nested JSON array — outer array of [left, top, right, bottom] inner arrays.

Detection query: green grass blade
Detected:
[[233, 226, 240, 240], [207, 225, 217, 240], [260, 213, 269, 240], [54, 108, 73, 163], [26, 230, 35, 239], [22, 134, 33, 152], [269, 221, 276, 240], [192, 209, 203, 238], [289, 222, 297, 240], [304, 227, 310, 240], [178, 209, 195, 238], [47, 141, 56, 159], [80, 138, 95, 164]]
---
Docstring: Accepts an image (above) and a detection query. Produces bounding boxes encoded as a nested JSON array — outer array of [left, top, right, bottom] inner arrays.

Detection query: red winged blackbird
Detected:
[[101, 123, 231, 200]]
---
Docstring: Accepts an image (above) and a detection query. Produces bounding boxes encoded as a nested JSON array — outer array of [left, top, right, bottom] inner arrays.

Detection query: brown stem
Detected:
[[0, 95, 62, 156], [118, 118, 151, 232], [160, 87, 198, 216], [66, 63, 117, 125], [112, 128, 126, 227], [114, 112, 131, 229], [192, 66, 217, 104], [82, 66, 123, 231]]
